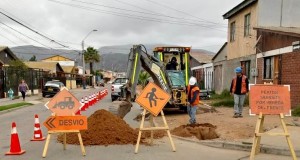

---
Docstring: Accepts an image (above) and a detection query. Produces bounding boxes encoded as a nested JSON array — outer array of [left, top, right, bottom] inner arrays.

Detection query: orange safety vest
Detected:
[[231, 75, 247, 94], [187, 85, 200, 106]]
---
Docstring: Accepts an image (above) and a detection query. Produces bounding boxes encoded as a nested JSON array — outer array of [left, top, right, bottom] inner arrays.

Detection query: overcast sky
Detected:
[[0, 0, 241, 52]]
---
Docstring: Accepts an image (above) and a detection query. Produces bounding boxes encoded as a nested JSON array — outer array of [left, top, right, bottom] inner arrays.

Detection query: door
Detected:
[[214, 65, 222, 94]]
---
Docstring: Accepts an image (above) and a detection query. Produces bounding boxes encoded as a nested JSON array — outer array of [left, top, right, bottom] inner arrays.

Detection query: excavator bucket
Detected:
[[108, 100, 132, 119]]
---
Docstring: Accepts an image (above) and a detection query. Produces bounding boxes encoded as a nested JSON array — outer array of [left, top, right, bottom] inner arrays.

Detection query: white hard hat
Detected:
[[189, 77, 197, 85]]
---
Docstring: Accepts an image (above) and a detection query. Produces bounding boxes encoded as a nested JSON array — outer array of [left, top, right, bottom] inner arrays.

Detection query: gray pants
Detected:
[[234, 94, 246, 115]]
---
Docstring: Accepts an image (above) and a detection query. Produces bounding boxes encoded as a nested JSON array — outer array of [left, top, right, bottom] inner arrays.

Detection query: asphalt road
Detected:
[[0, 86, 293, 160]]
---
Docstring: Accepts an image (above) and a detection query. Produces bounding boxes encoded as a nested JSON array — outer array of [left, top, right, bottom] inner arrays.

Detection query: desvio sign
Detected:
[[249, 85, 291, 116]]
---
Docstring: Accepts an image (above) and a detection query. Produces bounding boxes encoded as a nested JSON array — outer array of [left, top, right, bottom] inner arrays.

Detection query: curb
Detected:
[[0, 104, 33, 115], [172, 135, 300, 157]]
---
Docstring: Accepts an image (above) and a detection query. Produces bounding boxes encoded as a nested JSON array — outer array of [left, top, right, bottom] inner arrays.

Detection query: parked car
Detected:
[[111, 78, 127, 101], [42, 81, 65, 97]]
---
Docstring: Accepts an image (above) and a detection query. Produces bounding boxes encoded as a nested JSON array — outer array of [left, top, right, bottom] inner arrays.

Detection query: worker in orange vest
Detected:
[[230, 67, 249, 118], [187, 77, 200, 124]]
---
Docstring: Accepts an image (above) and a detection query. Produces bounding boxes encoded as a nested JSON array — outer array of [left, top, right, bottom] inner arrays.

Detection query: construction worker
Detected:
[[230, 67, 249, 118], [187, 77, 200, 124]]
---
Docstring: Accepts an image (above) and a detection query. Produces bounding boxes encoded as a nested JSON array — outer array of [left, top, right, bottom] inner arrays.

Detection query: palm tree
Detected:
[[138, 71, 150, 88], [84, 47, 100, 74]]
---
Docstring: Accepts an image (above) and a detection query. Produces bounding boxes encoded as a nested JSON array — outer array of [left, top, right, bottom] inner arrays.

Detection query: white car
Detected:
[[111, 78, 127, 101]]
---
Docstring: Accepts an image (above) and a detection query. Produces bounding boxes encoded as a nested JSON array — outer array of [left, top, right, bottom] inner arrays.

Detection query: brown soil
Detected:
[[159, 106, 295, 141], [171, 123, 219, 140], [57, 109, 165, 146]]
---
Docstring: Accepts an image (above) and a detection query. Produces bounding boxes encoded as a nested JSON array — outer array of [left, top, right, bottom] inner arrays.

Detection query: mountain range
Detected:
[[10, 44, 215, 72]]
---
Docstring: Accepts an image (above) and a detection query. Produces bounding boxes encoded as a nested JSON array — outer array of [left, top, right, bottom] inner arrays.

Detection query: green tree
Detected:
[[84, 47, 100, 74], [9, 60, 28, 70], [29, 55, 37, 61], [138, 71, 150, 88]]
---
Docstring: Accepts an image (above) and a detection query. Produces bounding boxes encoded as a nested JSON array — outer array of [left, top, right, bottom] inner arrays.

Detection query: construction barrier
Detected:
[[31, 114, 46, 141]]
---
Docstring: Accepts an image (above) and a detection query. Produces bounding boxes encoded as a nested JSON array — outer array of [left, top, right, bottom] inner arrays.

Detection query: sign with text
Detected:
[[136, 82, 171, 116], [43, 116, 87, 131], [45, 87, 83, 116], [249, 85, 291, 115]]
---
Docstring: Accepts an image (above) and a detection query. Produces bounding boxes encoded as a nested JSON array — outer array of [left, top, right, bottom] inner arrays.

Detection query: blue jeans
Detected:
[[234, 94, 246, 115], [187, 105, 197, 124]]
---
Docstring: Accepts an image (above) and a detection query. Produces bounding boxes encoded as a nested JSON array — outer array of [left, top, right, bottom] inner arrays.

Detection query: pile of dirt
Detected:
[[171, 123, 219, 140], [57, 109, 165, 146]]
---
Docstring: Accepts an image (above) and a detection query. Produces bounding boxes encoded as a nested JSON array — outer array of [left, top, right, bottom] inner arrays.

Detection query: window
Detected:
[[244, 13, 251, 37], [264, 57, 274, 79], [241, 60, 251, 79], [230, 21, 236, 42]]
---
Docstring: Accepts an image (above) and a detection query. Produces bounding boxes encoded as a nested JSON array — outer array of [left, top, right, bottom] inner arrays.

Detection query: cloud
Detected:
[[0, 0, 241, 52]]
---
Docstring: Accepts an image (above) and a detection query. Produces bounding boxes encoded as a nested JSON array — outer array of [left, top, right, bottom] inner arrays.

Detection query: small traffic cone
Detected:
[[80, 97, 86, 111], [31, 114, 46, 141], [92, 94, 95, 105], [6, 122, 26, 155], [88, 95, 92, 107], [85, 96, 89, 109], [96, 92, 100, 101], [75, 110, 81, 115]]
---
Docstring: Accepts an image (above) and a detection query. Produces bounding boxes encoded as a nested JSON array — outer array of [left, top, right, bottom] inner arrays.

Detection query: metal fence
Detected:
[[193, 70, 214, 91]]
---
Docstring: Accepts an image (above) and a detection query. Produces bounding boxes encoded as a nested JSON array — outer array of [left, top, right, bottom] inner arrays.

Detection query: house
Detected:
[[24, 62, 64, 76], [0, 46, 19, 98], [222, 0, 300, 85], [189, 50, 214, 90], [254, 26, 300, 108], [212, 42, 229, 94], [41, 55, 79, 89], [191, 63, 213, 91]]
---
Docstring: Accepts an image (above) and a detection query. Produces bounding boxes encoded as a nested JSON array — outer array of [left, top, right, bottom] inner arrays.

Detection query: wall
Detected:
[[0, 50, 15, 64], [213, 44, 227, 63], [227, 2, 258, 60], [258, 0, 300, 27], [257, 51, 300, 107]]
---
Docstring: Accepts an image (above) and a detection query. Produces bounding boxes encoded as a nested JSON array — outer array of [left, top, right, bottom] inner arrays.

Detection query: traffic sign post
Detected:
[[134, 82, 175, 153], [42, 87, 87, 158], [249, 84, 297, 160]]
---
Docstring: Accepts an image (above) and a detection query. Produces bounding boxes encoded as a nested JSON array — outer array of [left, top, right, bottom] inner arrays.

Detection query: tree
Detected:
[[84, 47, 100, 74], [29, 55, 37, 61], [138, 71, 150, 88]]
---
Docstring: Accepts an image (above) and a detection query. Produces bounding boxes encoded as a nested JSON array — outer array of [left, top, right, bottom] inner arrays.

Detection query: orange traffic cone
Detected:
[[80, 97, 86, 111], [85, 96, 89, 109], [88, 95, 92, 107], [31, 114, 46, 141], [6, 122, 26, 155]]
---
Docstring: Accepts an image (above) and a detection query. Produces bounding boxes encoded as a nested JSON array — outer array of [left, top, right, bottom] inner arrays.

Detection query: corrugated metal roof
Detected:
[[24, 62, 59, 73], [189, 51, 214, 64]]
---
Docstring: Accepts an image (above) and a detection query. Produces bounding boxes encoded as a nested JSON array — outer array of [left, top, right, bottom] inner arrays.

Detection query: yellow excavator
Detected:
[[118, 44, 192, 115]]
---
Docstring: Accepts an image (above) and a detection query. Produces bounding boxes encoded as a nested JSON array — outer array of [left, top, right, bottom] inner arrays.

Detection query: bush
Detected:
[[292, 106, 300, 117], [210, 89, 231, 99], [211, 99, 234, 107]]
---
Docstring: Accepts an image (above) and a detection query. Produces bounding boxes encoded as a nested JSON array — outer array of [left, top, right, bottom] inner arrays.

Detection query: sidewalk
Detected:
[[192, 125, 300, 157], [0, 94, 43, 106]]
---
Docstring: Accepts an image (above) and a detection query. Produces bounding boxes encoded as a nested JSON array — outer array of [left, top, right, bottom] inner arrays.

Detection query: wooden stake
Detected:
[[135, 109, 176, 154], [161, 110, 176, 152], [42, 130, 86, 158], [42, 134, 51, 158], [250, 112, 297, 160], [63, 133, 67, 150], [135, 109, 146, 154], [280, 113, 297, 160]]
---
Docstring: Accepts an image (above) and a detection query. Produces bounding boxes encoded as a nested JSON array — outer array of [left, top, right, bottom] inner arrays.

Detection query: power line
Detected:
[[0, 10, 70, 48], [49, 0, 228, 32]]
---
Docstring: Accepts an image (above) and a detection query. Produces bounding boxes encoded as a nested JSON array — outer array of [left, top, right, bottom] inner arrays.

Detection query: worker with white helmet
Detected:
[[186, 76, 200, 124]]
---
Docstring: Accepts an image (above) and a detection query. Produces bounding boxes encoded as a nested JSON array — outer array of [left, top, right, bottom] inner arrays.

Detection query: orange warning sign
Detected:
[[45, 88, 83, 116], [136, 82, 171, 116], [249, 85, 291, 115], [43, 116, 87, 131]]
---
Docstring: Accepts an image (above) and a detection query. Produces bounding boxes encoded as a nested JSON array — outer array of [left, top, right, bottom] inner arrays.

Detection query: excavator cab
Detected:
[[153, 47, 191, 109]]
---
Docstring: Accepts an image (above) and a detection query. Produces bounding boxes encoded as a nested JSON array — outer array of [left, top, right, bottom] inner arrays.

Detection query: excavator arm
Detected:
[[123, 44, 172, 101]]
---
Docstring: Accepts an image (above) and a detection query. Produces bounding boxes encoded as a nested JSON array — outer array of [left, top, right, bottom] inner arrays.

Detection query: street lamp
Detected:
[[82, 29, 97, 89]]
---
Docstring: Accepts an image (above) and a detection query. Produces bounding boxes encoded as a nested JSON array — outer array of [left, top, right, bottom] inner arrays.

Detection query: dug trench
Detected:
[[57, 109, 219, 146]]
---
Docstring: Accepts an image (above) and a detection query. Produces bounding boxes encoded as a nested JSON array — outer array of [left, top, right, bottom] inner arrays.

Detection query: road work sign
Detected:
[[136, 82, 171, 116], [249, 85, 291, 115], [45, 87, 83, 116], [43, 116, 87, 131]]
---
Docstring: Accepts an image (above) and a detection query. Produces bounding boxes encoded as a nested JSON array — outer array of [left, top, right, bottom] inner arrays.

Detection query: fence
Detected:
[[193, 70, 214, 91]]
